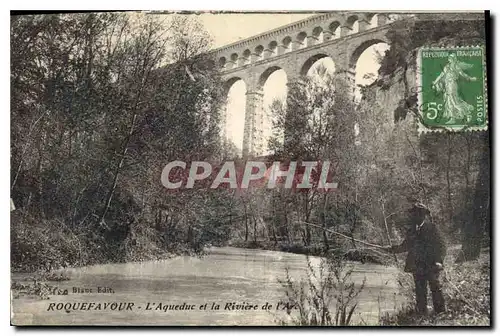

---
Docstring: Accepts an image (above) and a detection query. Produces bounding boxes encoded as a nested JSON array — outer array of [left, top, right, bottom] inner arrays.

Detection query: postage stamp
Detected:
[[417, 46, 487, 132]]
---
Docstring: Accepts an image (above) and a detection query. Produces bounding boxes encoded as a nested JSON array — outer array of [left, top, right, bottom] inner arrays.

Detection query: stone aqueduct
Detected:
[[211, 12, 482, 157], [213, 12, 396, 157]]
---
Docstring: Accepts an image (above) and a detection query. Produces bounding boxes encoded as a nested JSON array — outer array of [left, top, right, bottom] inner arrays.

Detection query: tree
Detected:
[[267, 67, 358, 248]]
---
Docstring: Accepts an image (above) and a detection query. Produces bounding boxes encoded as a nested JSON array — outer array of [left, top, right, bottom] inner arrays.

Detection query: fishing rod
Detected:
[[296, 220, 387, 250], [381, 202, 399, 263]]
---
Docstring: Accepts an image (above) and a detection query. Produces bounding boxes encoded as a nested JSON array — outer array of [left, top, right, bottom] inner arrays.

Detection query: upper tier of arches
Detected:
[[216, 12, 397, 71], [222, 36, 390, 94]]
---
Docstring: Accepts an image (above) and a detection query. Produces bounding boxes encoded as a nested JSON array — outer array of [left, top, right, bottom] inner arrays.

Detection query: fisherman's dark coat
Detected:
[[391, 217, 447, 273]]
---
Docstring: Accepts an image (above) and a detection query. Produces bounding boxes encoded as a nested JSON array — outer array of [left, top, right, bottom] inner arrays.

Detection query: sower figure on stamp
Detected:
[[431, 53, 477, 125], [384, 202, 447, 315]]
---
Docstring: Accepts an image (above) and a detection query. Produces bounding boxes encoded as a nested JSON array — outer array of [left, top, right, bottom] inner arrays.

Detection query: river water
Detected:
[[11, 247, 406, 326]]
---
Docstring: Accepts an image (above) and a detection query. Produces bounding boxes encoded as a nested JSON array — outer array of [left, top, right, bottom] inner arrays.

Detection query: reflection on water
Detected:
[[11, 247, 405, 326]]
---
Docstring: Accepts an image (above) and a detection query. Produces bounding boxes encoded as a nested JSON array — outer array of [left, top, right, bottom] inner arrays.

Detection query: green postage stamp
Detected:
[[417, 46, 487, 132]]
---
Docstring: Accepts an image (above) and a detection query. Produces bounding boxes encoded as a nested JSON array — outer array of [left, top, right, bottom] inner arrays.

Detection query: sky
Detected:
[[198, 13, 316, 48], [194, 13, 389, 154]]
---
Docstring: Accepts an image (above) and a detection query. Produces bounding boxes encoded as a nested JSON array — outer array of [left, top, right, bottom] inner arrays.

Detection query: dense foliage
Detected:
[[11, 13, 233, 271]]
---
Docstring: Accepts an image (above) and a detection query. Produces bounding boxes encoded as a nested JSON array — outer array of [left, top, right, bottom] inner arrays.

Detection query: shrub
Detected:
[[278, 254, 365, 326]]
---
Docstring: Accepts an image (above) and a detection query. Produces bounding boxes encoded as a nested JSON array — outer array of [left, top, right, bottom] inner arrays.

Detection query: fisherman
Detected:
[[384, 202, 447, 315]]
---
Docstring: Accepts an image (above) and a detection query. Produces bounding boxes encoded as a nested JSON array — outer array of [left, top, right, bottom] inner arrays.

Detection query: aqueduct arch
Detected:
[[300, 53, 332, 76], [349, 38, 388, 71], [223, 76, 244, 94]]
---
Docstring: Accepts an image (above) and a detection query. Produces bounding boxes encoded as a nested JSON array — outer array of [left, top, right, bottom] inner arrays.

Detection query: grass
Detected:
[[380, 248, 490, 326], [10, 213, 180, 274]]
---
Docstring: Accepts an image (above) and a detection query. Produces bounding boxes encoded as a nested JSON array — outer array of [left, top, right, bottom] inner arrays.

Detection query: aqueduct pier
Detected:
[[212, 12, 484, 157]]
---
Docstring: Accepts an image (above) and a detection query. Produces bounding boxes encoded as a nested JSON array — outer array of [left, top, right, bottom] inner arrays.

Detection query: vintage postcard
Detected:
[[10, 10, 490, 326]]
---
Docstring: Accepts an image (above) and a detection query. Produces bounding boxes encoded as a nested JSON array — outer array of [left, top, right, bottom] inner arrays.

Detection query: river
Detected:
[[11, 247, 406, 326]]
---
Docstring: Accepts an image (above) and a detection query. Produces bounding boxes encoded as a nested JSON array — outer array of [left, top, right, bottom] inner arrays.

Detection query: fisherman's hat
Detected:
[[412, 202, 430, 214]]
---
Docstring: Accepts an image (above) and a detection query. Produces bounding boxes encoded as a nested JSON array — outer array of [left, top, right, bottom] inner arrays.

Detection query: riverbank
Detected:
[[227, 240, 392, 265], [10, 210, 204, 276], [380, 248, 490, 326]]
